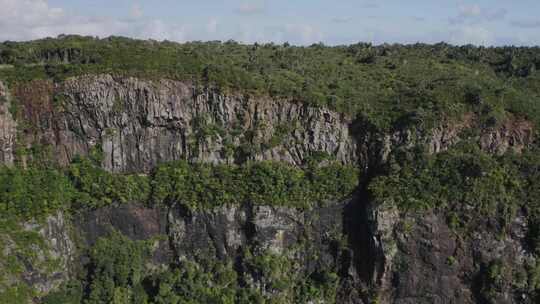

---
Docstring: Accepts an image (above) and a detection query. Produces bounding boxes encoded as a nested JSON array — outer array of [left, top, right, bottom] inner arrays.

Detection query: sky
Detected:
[[0, 0, 539, 46]]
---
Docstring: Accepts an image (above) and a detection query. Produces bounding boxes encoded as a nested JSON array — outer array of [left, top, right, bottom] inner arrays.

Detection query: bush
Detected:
[[368, 142, 531, 231], [151, 160, 359, 210], [0, 166, 75, 220], [67, 156, 150, 209], [85, 231, 150, 304]]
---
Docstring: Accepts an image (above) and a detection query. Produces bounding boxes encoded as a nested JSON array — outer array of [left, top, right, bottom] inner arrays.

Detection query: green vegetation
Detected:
[[369, 142, 540, 232], [85, 232, 151, 304], [0, 153, 356, 302], [0, 166, 75, 219], [152, 160, 358, 210], [152, 260, 239, 304], [477, 260, 508, 302], [0, 218, 64, 303], [1, 36, 540, 131], [68, 155, 151, 210], [368, 141, 540, 299], [42, 281, 83, 304], [43, 232, 341, 304], [370, 143, 518, 212], [0, 156, 358, 222]]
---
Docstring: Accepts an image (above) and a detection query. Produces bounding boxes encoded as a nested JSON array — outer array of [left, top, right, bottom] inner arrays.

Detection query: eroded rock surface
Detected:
[[5, 75, 357, 172], [0, 81, 17, 165], [364, 204, 536, 304], [1, 75, 538, 303], [0, 212, 75, 296]]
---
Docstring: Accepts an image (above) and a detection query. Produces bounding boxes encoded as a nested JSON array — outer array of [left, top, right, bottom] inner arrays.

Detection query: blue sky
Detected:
[[1, 0, 539, 46]]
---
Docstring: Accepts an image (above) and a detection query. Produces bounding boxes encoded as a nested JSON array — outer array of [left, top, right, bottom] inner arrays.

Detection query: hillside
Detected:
[[0, 36, 540, 303]]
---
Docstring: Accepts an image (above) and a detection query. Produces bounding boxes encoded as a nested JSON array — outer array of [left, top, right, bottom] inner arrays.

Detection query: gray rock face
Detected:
[[77, 201, 356, 300], [4, 212, 76, 296], [167, 204, 248, 261], [77, 204, 172, 265], [0, 81, 17, 165], [363, 204, 536, 304], [33, 212, 76, 294], [8, 75, 357, 172], [3, 75, 533, 173], [167, 203, 342, 262], [479, 118, 534, 155], [376, 116, 533, 164]]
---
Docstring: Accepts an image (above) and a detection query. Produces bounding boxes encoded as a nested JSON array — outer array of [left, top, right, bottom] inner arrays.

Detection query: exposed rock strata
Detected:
[[3, 75, 357, 172], [1, 212, 75, 296], [364, 203, 535, 304], [1, 75, 538, 303], [0, 81, 16, 165]]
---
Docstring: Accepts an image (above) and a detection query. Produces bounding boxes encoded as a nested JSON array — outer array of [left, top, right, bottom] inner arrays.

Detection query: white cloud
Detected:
[[511, 20, 540, 29], [283, 24, 324, 45], [131, 4, 143, 19], [237, 1, 265, 15], [459, 4, 482, 17], [0, 0, 191, 42], [449, 4, 507, 25], [360, 1, 379, 9], [0, 0, 530, 47], [222, 23, 324, 45], [331, 17, 353, 24], [449, 26, 494, 46], [134, 20, 188, 41], [207, 19, 218, 34], [485, 8, 507, 21], [0, 0, 66, 40]]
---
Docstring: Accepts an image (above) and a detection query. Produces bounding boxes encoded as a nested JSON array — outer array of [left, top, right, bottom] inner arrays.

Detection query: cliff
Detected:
[[3, 75, 357, 172], [0, 75, 538, 304]]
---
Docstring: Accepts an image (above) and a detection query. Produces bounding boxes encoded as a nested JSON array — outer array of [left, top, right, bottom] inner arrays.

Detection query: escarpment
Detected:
[[0, 81, 16, 164], [1, 76, 534, 172], [0, 74, 539, 304], [1, 75, 358, 173]]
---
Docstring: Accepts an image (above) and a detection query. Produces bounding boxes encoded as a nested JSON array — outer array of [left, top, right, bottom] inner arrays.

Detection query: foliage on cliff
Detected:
[[0, 156, 358, 221], [2, 35, 540, 303], [152, 160, 359, 210], [1, 35, 540, 130], [369, 142, 540, 231], [0, 219, 59, 303], [43, 232, 340, 304], [0, 167, 75, 219]]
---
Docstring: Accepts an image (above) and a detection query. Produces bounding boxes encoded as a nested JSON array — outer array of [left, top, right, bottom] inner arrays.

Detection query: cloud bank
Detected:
[[0, 0, 168, 41]]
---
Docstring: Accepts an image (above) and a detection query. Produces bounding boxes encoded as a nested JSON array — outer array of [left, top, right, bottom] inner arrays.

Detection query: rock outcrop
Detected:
[[0, 212, 75, 296], [76, 199, 367, 302], [5, 75, 358, 172], [0, 81, 17, 165], [363, 203, 535, 304], [1, 75, 537, 303]]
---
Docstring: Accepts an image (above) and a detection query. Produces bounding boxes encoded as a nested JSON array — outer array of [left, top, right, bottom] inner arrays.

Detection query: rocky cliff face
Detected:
[[0, 212, 75, 297], [0, 75, 537, 303], [0, 81, 16, 164], [76, 200, 366, 302], [1, 75, 357, 172], [362, 201, 536, 304], [69, 195, 536, 303]]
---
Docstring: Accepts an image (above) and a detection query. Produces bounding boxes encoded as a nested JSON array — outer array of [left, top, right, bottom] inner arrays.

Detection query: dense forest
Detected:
[[1, 36, 540, 303]]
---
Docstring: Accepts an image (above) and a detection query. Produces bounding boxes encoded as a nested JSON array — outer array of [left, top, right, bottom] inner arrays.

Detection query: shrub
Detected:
[[151, 160, 359, 210]]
